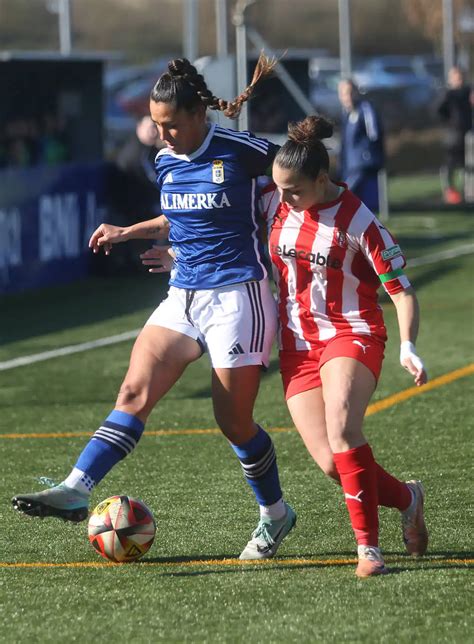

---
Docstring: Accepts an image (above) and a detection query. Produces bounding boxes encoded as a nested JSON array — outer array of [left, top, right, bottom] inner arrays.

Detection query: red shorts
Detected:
[[280, 335, 385, 400]]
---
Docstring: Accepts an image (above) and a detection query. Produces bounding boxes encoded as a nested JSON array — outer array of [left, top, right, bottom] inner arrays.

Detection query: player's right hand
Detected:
[[89, 223, 127, 255], [140, 245, 175, 273]]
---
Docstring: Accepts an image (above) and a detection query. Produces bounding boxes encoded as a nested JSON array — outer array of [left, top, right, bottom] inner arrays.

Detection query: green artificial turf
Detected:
[[0, 197, 473, 642]]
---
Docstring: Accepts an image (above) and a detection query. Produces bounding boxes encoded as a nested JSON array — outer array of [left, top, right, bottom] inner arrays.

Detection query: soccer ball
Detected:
[[88, 495, 156, 562]]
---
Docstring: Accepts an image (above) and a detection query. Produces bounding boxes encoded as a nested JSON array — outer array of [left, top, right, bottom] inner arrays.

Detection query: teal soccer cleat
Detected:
[[12, 483, 89, 523], [239, 503, 296, 560]]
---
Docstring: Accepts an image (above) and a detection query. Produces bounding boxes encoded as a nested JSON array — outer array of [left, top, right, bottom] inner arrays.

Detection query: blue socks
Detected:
[[230, 426, 282, 506], [69, 410, 145, 490], [66, 413, 282, 511]]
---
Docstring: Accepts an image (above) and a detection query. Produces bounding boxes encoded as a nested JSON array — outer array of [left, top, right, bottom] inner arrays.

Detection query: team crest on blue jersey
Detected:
[[335, 229, 348, 248], [212, 159, 225, 184]]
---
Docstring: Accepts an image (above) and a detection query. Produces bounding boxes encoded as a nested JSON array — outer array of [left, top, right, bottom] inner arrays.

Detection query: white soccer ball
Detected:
[[88, 495, 156, 562]]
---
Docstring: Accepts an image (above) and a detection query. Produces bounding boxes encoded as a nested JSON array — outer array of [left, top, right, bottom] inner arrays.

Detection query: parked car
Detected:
[[109, 59, 170, 117], [353, 55, 424, 90], [104, 58, 173, 155], [412, 55, 444, 88], [353, 55, 437, 110]]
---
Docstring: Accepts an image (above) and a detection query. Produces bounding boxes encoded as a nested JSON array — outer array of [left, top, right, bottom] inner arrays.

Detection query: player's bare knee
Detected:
[[215, 414, 255, 444], [326, 421, 360, 451], [116, 382, 152, 415]]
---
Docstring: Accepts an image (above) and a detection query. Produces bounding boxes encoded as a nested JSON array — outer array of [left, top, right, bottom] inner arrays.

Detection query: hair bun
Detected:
[[288, 115, 333, 146], [168, 58, 192, 77]]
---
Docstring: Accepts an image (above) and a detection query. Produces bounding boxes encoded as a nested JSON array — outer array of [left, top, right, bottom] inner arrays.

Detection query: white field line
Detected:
[[0, 330, 140, 371], [406, 242, 473, 268], [1, 242, 473, 372]]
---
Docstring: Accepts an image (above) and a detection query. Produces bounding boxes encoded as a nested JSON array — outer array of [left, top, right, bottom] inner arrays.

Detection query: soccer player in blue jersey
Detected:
[[338, 79, 385, 213], [12, 56, 296, 560]]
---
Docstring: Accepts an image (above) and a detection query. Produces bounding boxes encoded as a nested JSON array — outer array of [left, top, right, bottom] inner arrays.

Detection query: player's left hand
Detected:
[[140, 245, 175, 273], [400, 341, 428, 386], [89, 223, 128, 255]]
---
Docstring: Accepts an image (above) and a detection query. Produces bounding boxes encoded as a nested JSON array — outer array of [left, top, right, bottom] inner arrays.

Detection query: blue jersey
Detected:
[[155, 123, 278, 289], [340, 100, 384, 179]]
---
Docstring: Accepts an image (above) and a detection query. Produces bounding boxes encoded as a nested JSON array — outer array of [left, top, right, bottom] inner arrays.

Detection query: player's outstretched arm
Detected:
[[89, 216, 169, 255], [390, 287, 428, 387]]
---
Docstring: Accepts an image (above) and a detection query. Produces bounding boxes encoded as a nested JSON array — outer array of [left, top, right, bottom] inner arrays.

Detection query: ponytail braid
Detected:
[[151, 52, 277, 119], [167, 58, 228, 112]]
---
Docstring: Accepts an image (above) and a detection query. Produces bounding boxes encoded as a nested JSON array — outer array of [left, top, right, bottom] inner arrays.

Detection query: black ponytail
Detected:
[[150, 53, 277, 118]]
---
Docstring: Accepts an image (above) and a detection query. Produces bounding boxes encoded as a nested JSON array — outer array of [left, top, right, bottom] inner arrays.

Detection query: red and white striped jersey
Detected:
[[259, 182, 411, 351]]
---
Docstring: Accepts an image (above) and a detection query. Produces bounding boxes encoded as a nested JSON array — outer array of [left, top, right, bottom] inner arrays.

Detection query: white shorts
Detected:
[[146, 279, 277, 369]]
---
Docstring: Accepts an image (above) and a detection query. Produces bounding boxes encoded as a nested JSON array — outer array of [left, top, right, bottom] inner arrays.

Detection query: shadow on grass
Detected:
[[1, 271, 169, 347], [144, 553, 237, 564], [144, 550, 473, 564], [378, 550, 474, 559], [155, 562, 411, 578], [142, 550, 473, 577]]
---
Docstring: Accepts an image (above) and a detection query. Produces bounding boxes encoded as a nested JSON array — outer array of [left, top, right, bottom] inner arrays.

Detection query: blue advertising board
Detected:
[[0, 162, 107, 293]]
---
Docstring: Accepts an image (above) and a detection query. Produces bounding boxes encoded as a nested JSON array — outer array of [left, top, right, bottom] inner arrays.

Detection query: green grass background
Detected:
[[0, 187, 473, 642]]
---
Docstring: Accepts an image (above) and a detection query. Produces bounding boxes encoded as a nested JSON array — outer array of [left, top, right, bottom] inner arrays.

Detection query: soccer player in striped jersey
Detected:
[[262, 115, 428, 577], [12, 56, 296, 560]]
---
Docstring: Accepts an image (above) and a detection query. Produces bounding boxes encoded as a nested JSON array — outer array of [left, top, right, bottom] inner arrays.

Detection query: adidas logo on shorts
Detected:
[[228, 343, 245, 355]]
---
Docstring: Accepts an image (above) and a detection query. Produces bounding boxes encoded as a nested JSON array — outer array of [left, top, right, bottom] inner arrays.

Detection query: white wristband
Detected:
[[400, 341, 424, 371], [400, 340, 416, 358]]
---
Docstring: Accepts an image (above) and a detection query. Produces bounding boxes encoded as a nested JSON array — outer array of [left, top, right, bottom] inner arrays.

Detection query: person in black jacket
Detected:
[[115, 115, 164, 218], [437, 66, 473, 204]]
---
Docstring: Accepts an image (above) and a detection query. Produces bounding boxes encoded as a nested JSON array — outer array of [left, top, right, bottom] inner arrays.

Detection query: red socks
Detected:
[[331, 458, 412, 511], [333, 444, 412, 545], [376, 463, 412, 511], [333, 443, 379, 546]]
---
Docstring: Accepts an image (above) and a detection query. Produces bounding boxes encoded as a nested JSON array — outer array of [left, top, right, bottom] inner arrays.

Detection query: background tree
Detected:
[[401, 0, 465, 44]]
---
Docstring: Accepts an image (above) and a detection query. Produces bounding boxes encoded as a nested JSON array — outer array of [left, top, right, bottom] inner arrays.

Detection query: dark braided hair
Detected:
[[150, 53, 277, 119], [275, 115, 333, 179]]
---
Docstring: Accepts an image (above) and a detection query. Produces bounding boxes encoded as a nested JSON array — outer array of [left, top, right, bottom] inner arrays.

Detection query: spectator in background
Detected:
[[38, 113, 69, 165], [437, 66, 473, 205], [4, 119, 36, 168], [2, 113, 70, 168], [116, 115, 164, 218], [338, 79, 385, 213]]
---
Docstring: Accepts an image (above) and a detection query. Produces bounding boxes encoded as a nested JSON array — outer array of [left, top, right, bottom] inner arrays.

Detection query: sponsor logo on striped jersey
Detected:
[[381, 244, 402, 261], [335, 228, 348, 248], [271, 243, 343, 269]]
